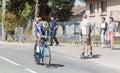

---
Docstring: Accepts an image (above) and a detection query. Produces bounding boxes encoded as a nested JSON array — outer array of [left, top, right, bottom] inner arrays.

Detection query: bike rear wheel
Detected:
[[43, 46, 51, 68]]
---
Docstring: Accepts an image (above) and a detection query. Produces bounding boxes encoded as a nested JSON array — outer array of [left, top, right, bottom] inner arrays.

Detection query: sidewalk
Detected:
[[50, 43, 120, 70]]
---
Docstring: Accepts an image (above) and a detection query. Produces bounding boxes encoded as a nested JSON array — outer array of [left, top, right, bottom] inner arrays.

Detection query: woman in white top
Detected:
[[100, 17, 107, 48]]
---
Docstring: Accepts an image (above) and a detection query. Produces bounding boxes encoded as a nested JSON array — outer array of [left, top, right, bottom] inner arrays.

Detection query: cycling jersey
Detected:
[[35, 21, 50, 37]]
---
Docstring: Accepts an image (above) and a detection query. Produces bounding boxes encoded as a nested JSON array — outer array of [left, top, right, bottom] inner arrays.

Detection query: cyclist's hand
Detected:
[[48, 36, 51, 39], [45, 36, 47, 39], [46, 36, 50, 40]]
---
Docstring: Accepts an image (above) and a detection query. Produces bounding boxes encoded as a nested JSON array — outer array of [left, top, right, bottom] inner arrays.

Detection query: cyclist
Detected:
[[35, 19, 50, 57]]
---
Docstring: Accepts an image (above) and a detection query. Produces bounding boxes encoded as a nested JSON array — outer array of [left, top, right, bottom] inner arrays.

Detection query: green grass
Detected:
[[7, 39, 33, 43], [92, 40, 120, 44], [114, 40, 120, 44], [66, 40, 120, 44], [5, 40, 120, 44]]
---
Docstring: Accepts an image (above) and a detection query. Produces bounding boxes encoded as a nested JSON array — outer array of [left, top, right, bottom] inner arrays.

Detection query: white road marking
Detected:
[[0, 56, 20, 66], [0, 56, 38, 73], [25, 68, 38, 73]]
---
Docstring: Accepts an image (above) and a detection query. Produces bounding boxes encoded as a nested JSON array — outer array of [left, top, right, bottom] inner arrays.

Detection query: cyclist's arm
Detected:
[[36, 24, 43, 42]]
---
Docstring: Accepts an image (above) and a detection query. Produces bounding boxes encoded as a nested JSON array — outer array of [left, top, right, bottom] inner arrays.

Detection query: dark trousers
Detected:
[[50, 30, 59, 45]]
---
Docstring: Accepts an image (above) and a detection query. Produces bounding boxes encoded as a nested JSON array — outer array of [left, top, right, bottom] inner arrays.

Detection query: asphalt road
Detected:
[[0, 43, 120, 73]]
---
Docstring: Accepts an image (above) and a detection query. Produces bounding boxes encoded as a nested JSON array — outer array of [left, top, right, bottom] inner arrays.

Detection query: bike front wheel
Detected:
[[43, 46, 51, 68], [34, 43, 40, 65]]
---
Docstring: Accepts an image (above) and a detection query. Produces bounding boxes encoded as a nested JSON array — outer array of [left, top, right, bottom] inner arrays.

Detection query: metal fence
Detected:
[[0, 21, 101, 43], [56, 22, 82, 43], [0, 21, 120, 45], [14, 27, 23, 41]]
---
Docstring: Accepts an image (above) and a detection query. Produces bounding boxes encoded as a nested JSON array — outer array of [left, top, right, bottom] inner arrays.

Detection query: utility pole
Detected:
[[50, 0, 55, 16], [2, 0, 6, 41], [34, 0, 39, 19]]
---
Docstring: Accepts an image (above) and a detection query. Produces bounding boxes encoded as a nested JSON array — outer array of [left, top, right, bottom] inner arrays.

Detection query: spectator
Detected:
[[100, 17, 108, 48], [79, 13, 93, 59], [106, 17, 117, 50], [49, 16, 59, 46]]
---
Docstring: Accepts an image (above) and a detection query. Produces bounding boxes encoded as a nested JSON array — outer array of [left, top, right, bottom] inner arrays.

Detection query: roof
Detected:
[[71, 6, 86, 15]]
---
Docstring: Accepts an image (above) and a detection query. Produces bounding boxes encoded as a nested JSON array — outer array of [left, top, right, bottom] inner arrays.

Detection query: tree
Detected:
[[0, 0, 2, 7], [37, 0, 51, 19], [7, 0, 35, 22], [25, 0, 51, 34], [0, 0, 1, 22], [0, 0, 2, 22], [4, 12, 18, 33], [5, 0, 75, 35], [34, 0, 39, 19], [20, 2, 32, 22], [4, 12, 18, 40], [51, 0, 75, 21], [7, 0, 51, 31], [7, 0, 75, 22]]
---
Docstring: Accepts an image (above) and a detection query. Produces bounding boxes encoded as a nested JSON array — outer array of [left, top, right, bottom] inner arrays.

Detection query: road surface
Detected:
[[0, 43, 120, 73]]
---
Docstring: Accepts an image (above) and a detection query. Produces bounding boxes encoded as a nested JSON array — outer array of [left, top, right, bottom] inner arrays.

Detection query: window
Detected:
[[101, 1, 107, 13], [90, 3, 95, 14]]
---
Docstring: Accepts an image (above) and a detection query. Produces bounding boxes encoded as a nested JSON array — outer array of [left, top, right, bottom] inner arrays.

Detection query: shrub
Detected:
[[4, 12, 18, 34]]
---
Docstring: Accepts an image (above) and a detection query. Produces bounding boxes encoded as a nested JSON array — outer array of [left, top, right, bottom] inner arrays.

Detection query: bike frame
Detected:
[[39, 40, 47, 58]]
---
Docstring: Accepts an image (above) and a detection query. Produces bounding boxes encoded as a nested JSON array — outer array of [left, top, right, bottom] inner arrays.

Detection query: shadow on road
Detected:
[[36, 63, 65, 69], [49, 45, 66, 47], [55, 45, 66, 46], [93, 54, 102, 58], [112, 48, 120, 50], [87, 54, 102, 59], [49, 63, 65, 68]]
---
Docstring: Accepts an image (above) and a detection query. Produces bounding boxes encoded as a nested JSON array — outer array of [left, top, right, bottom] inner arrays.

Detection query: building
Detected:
[[56, 6, 86, 42], [84, 0, 120, 36], [69, 6, 86, 22], [67, 6, 86, 35], [57, 6, 86, 35]]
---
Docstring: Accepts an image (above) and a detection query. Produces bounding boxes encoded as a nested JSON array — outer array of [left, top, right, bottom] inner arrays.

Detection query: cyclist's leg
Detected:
[[41, 41, 47, 57], [34, 40, 37, 56], [36, 35, 41, 53]]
